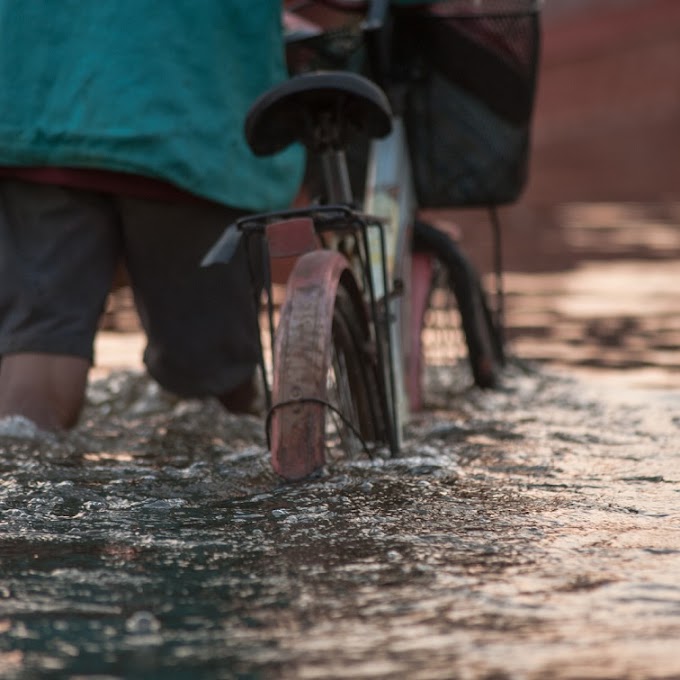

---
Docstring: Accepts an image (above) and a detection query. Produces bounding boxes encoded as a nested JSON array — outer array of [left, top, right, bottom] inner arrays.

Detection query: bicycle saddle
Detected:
[[245, 71, 393, 156]]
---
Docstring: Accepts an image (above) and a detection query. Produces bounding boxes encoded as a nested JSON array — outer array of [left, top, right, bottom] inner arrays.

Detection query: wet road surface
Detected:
[[1, 364, 679, 679], [1, 203, 679, 679]]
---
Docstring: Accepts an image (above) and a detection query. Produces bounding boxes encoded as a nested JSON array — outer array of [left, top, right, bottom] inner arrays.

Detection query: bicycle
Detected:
[[204, 0, 540, 480]]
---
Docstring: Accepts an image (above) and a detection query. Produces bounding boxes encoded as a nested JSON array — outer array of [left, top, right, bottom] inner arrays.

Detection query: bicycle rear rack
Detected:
[[203, 204, 401, 456]]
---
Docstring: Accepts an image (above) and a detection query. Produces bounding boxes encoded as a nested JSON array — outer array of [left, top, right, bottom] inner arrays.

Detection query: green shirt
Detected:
[[0, 1, 304, 210]]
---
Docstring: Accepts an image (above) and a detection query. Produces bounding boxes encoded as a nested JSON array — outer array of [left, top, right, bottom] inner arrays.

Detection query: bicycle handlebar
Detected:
[[285, 0, 392, 88]]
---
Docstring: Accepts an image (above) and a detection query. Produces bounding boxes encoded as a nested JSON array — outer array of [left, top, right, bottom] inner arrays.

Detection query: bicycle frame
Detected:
[[310, 79, 418, 448], [291, 0, 421, 446], [202, 0, 525, 480], [203, 8, 421, 462], [363, 117, 418, 448], [310, 117, 419, 454], [205, 0, 502, 478]]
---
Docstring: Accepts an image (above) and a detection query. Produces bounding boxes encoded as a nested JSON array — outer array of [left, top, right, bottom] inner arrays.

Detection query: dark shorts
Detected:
[[0, 179, 261, 398]]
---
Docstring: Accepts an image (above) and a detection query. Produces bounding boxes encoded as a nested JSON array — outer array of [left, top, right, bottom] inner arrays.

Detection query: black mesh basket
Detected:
[[392, 0, 541, 208]]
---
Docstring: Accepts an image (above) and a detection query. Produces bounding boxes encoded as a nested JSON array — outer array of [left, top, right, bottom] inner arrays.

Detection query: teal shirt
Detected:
[[0, 1, 304, 211]]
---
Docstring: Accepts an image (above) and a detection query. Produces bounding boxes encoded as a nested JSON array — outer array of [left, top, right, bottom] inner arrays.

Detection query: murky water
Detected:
[[1, 362, 679, 679], [2, 202, 680, 679]]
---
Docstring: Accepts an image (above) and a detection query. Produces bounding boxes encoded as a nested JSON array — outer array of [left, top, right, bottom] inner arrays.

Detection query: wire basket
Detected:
[[392, 0, 541, 207]]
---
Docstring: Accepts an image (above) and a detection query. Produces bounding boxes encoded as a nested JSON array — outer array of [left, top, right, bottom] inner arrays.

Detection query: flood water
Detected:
[[1, 203, 679, 679]]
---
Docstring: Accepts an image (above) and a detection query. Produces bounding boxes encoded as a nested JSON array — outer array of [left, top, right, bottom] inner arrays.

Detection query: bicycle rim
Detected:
[[325, 285, 384, 460]]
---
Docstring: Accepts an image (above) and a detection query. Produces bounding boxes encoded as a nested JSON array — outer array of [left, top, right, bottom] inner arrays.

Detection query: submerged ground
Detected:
[[1, 203, 679, 679], [1, 364, 679, 679]]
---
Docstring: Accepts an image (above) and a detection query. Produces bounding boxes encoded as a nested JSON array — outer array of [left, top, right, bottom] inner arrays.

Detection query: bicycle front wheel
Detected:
[[270, 250, 385, 481], [411, 220, 504, 408]]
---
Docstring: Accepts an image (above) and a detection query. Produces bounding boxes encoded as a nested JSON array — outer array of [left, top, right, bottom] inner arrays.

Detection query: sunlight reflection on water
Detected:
[[2, 202, 680, 678]]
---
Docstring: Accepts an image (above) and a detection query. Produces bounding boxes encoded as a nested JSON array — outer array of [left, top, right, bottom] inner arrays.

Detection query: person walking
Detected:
[[0, 1, 304, 430]]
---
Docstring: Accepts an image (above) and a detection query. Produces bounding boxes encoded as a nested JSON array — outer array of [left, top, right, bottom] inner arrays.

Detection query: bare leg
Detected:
[[0, 353, 90, 431]]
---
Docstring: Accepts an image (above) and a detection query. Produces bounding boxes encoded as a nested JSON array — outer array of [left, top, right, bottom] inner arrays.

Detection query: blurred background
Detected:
[[99, 0, 680, 388], [433, 0, 680, 387], [526, 0, 680, 204]]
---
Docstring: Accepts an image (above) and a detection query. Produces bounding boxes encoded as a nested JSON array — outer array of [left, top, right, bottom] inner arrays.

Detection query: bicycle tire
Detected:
[[270, 250, 385, 480], [413, 220, 504, 399]]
